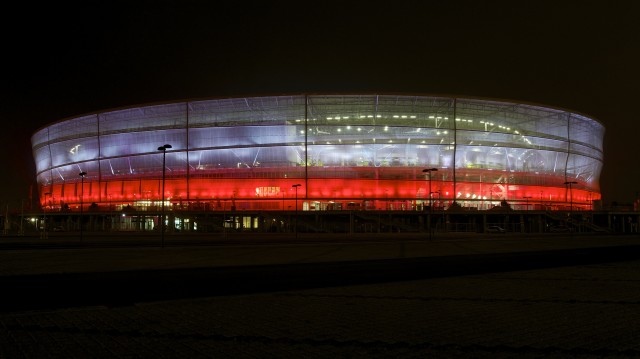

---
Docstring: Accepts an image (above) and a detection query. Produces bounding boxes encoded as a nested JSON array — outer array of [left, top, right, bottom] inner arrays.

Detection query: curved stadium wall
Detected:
[[32, 94, 604, 212]]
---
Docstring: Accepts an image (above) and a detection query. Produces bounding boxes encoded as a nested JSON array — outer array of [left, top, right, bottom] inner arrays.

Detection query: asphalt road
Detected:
[[2, 235, 640, 313]]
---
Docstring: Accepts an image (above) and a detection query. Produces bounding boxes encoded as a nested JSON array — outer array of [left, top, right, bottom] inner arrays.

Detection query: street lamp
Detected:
[[422, 168, 438, 211], [564, 181, 578, 212], [79, 171, 87, 241], [523, 196, 532, 211], [42, 192, 51, 239], [158, 144, 172, 247], [292, 184, 301, 239], [422, 168, 438, 240]]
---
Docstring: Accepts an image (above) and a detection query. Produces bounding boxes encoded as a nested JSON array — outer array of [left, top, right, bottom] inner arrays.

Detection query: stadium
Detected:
[[31, 94, 604, 230]]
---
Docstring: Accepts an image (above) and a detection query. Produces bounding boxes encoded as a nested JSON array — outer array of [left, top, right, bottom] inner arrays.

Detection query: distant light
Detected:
[[393, 115, 399, 118], [327, 117, 333, 120], [410, 115, 416, 118], [347, 126, 351, 129]]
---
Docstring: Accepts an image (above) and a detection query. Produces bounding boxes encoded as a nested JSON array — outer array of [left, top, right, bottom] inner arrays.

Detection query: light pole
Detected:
[[292, 184, 301, 239], [564, 181, 578, 212], [79, 171, 87, 241], [422, 168, 438, 239], [523, 196, 532, 211], [42, 192, 51, 239], [158, 144, 172, 247]]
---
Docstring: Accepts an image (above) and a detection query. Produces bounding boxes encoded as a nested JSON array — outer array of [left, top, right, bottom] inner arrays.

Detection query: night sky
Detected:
[[2, 1, 639, 208]]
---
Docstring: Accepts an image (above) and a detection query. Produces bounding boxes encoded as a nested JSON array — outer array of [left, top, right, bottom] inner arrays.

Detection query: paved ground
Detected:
[[1, 233, 640, 358]]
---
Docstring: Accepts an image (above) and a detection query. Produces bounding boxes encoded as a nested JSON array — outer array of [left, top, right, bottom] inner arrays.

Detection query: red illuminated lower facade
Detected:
[[41, 167, 598, 212]]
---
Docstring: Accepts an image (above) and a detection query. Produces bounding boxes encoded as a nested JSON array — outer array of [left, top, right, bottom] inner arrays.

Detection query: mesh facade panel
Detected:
[[31, 95, 605, 210]]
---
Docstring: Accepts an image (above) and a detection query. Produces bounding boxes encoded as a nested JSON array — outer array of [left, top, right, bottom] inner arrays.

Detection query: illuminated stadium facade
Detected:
[[32, 94, 604, 215]]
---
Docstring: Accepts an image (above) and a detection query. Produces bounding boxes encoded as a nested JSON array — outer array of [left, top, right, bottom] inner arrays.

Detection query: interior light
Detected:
[[393, 115, 399, 118], [410, 115, 416, 118], [327, 117, 333, 120]]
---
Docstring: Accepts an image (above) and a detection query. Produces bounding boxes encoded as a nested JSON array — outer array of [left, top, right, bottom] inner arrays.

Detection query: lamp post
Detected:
[[42, 192, 51, 239], [523, 196, 532, 211], [422, 168, 438, 239], [158, 144, 172, 248], [292, 184, 301, 239], [79, 171, 87, 241], [564, 181, 578, 212], [422, 168, 438, 210]]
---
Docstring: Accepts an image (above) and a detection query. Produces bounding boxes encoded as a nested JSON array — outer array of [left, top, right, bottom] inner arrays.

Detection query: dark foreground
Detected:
[[1, 234, 640, 358]]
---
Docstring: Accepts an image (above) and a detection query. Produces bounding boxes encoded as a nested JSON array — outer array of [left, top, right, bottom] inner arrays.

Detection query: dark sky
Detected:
[[2, 1, 639, 207]]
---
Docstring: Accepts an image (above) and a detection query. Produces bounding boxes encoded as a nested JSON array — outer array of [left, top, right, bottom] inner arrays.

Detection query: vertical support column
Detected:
[[452, 98, 457, 203], [96, 114, 102, 203], [186, 102, 190, 205], [304, 95, 309, 200]]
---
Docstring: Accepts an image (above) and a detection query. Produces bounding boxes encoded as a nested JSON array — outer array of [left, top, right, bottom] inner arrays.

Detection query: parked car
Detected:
[[487, 226, 506, 233]]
